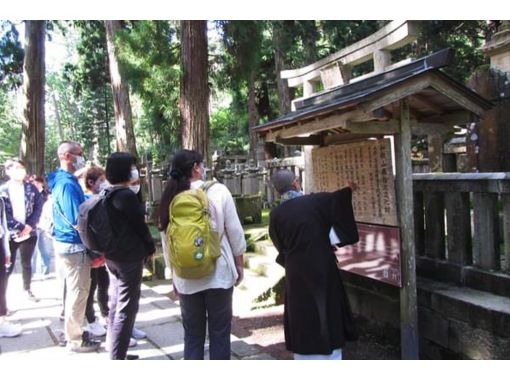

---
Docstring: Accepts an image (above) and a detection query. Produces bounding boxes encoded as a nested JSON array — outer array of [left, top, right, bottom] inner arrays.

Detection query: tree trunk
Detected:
[[180, 20, 209, 160], [248, 71, 261, 161], [20, 20, 45, 176], [272, 21, 291, 115], [272, 21, 298, 158], [104, 20, 138, 157]]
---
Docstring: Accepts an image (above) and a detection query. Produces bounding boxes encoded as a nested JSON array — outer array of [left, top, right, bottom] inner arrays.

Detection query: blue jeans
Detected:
[[32, 229, 54, 275], [179, 287, 233, 360]]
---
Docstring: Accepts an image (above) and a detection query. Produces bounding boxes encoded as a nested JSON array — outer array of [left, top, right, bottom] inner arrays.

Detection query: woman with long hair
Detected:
[[158, 149, 246, 360]]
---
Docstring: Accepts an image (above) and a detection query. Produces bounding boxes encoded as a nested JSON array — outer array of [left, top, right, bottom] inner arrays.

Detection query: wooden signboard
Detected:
[[312, 138, 398, 226], [312, 139, 401, 287], [335, 223, 401, 287]]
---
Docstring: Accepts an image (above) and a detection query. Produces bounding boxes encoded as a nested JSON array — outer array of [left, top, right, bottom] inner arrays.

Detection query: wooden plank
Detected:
[[413, 191, 425, 258], [277, 109, 370, 139], [429, 73, 487, 116], [362, 76, 432, 113], [312, 139, 398, 226], [424, 192, 446, 260], [502, 194, 510, 272], [275, 135, 323, 146], [345, 120, 399, 134], [303, 146, 315, 194], [410, 121, 452, 136], [427, 133, 444, 172], [472, 192, 500, 270], [395, 99, 419, 359], [444, 192, 472, 266]]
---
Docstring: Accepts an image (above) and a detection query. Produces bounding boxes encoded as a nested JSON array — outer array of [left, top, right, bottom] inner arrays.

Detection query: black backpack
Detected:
[[77, 188, 120, 255]]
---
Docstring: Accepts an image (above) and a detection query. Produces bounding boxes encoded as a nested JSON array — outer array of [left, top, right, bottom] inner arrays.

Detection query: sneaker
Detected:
[[132, 327, 146, 339], [126, 354, 139, 360], [67, 331, 100, 353], [25, 290, 40, 302], [0, 320, 22, 338], [85, 319, 107, 337]]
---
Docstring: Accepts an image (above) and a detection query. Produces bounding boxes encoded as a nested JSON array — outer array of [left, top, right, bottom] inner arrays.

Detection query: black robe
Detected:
[[269, 187, 359, 355]]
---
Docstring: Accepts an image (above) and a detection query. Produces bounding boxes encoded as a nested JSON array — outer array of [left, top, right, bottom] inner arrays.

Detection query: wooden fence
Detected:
[[413, 172, 510, 298]]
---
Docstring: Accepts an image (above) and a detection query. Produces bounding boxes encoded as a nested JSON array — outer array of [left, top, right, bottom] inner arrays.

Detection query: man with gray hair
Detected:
[[269, 168, 359, 360], [47, 141, 100, 353]]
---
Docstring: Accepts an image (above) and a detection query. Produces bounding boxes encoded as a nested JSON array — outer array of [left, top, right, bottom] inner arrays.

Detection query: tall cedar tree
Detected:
[[20, 21, 45, 176], [180, 20, 209, 160]]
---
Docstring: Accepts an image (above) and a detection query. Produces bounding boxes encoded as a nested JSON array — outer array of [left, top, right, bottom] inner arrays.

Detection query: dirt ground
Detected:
[[231, 305, 401, 360]]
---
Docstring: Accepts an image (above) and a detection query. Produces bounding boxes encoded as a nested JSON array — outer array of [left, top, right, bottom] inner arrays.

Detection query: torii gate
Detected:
[[254, 21, 492, 359]]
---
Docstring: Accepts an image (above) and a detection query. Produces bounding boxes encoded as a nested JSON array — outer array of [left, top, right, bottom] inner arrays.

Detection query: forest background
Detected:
[[0, 18, 498, 176]]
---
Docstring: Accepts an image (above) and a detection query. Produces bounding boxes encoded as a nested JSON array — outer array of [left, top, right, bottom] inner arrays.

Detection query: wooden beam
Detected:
[[323, 133, 375, 145], [277, 110, 371, 139], [362, 76, 432, 113], [395, 99, 419, 359], [409, 94, 443, 115], [422, 110, 473, 126], [410, 121, 453, 136], [275, 135, 323, 146], [345, 120, 399, 134], [429, 72, 487, 116]]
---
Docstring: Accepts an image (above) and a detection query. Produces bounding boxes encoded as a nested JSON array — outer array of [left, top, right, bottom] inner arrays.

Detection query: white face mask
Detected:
[[200, 163, 207, 181], [129, 167, 140, 194], [10, 168, 26, 182], [97, 180, 110, 193], [74, 155, 86, 170], [129, 184, 141, 194]]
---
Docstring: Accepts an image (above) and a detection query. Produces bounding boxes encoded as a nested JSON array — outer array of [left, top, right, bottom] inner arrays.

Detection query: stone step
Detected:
[[244, 253, 283, 278]]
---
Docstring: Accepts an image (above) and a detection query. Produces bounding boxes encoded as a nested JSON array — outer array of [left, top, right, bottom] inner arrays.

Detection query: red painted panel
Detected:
[[335, 222, 401, 287]]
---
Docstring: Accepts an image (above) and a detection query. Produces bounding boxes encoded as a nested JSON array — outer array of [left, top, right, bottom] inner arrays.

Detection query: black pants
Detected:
[[85, 266, 110, 323], [0, 239, 8, 316], [8, 235, 37, 291], [179, 287, 233, 360], [106, 259, 143, 360]]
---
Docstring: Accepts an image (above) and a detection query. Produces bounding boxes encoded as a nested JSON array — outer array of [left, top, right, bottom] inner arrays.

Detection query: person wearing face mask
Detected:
[[79, 166, 109, 338], [0, 159, 44, 302], [103, 152, 155, 360], [157, 149, 246, 360], [47, 141, 101, 353]]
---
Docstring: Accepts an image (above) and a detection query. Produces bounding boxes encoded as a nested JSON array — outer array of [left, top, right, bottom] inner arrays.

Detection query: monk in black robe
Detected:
[[269, 169, 359, 359]]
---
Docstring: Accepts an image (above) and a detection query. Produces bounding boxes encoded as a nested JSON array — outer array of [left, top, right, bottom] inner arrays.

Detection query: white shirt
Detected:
[[173, 180, 246, 295], [8, 181, 26, 225]]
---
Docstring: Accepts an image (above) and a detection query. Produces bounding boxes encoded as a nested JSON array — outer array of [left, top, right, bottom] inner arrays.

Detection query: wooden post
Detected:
[[395, 100, 419, 359], [503, 194, 510, 272]]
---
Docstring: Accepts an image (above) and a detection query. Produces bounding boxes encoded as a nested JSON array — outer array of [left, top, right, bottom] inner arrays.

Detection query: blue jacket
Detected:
[[0, 181, 44, 238], [48, 169, 85, 244]]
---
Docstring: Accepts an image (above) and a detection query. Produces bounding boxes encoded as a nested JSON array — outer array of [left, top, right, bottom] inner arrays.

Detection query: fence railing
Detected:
[[413, 172, 510, 297]]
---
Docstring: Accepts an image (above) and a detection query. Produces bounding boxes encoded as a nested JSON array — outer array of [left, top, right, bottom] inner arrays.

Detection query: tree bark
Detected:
[[272, 21, 291, 116], [105, 20, 138, 157], [180, 20, 209, 160], [247, 71, 261, 161], [20, 20, 45, 176]]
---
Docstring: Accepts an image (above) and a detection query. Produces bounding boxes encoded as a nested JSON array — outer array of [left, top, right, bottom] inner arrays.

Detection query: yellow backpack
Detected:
[[166, 181, 222, 279]]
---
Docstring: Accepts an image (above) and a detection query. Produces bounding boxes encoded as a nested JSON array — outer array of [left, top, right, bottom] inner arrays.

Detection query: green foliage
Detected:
[[115, 20, 181, 165], [0, 21, 24, 90], [210, 106, 249, 155], [412, 21, 489, 83], [0, 86, 21, 162]]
